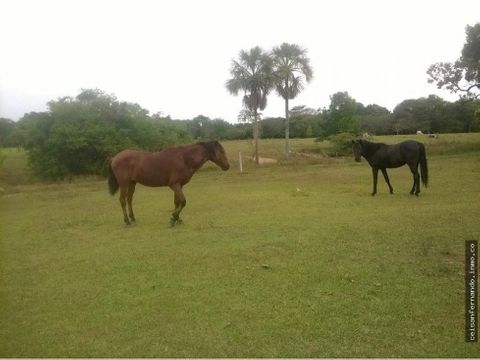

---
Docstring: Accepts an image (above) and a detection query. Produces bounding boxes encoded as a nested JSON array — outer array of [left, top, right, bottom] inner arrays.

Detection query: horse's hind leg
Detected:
[[409, 181, 415, 195], [119, 186, 131, 225], [381, 168, 394, 194], [127, 181, 136, 223], [408, 162, 420, 196], [414, 170, 420, 196], [371, 167, 379, 196]]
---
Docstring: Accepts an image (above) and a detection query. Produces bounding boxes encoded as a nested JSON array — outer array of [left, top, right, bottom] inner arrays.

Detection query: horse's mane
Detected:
[[359, 140, 386, 157], [360, 139, 387, 147], [197, 141, 219, 156]]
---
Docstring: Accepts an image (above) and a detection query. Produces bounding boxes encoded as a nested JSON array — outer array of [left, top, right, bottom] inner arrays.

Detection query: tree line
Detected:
[[2, 89, 479, 149], [0, 23, 478, 180], [0, 89, 478, 168]]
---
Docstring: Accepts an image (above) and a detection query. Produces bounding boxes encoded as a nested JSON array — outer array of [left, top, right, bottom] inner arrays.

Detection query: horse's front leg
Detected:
[[172, 193, 184, 225], [381, 168, 394, 194], [371, 167, 379, 196], [169, 183, 186, 226]]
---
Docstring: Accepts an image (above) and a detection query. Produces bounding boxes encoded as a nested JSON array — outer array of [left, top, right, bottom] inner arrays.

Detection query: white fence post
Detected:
[[239, 151, 243, 173]]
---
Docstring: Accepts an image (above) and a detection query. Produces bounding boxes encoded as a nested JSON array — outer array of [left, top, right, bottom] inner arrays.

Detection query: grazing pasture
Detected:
[[1, 134, 480, 357]]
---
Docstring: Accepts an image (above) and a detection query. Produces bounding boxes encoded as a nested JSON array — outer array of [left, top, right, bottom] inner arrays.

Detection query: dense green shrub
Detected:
[[327, 132, 359, 156], [16, 89, 191, 180]]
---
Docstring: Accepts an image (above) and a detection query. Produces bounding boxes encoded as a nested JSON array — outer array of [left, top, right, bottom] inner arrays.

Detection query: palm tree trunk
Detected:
[[284, 97, 290, 160], [254, 109, 259, 164]]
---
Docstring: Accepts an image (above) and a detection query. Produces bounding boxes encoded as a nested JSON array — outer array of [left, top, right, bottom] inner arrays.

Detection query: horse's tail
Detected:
[[107, 161, 119, 195], [419, 143, 428, 188]]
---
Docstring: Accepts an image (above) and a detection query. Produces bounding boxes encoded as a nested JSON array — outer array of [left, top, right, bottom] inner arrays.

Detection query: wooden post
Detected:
[[239, 151, 243, 173]]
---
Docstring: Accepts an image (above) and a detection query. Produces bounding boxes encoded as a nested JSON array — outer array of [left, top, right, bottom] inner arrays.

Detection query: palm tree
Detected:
[[226, 47, 273, 164], [272, 43, 313, 160]]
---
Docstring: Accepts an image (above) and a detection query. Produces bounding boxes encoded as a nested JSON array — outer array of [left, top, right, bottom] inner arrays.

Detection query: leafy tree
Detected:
[[448, 98, 480, 132], [150, 113, 190, 144], [288, 106, 323, 138], [260, 117, 284, 138], [356, 104, 393, 135], [185, 115, 236, 140], [210, 118, 235, 140], [427, 23, 480, 99], [324, 91, 361, 135], [0, 118, 16, 147], [391, 95, 474, 134], [231, 122, 253, 140], [393, 99, 426, 134], [186, 115, 211, 139], [290, 115, 316, 138], [13, 112, 54, 149], [289, 105, 318, 117], [226, 47, 274, 164], [18, 89, 191, 179], [272, 43, 313, 159]]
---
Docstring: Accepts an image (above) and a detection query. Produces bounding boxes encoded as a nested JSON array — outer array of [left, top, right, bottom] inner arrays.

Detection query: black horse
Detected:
[[352, 139, 428, 196]]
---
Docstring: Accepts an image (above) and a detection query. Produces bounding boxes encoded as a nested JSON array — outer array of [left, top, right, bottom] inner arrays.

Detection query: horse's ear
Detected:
[[351, 140, 355, 144]]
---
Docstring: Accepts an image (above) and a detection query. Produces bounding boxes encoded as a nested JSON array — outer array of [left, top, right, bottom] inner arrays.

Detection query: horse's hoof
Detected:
[[371, 192, 376, 196], [415, 193, 420, 197], [177, 219, 183, 225], [170, 218, 177, 227]]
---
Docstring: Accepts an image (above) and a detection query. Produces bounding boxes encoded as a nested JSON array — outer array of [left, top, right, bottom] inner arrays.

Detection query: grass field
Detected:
[[1, 134, 480, 357]]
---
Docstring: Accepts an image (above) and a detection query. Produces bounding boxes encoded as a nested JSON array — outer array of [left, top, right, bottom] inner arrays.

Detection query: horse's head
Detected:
[[352, 140, 363, 162], [201, 141, 230, 170]]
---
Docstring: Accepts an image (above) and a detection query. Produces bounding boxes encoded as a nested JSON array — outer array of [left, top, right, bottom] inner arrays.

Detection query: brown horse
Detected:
[[108, 141, 230, 225]]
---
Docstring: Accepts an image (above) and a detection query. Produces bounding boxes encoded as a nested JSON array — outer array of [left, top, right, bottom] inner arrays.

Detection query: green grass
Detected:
[[0, 147, 34, 186], [1, 135, 480, 357], [374, 133, 480, 156]]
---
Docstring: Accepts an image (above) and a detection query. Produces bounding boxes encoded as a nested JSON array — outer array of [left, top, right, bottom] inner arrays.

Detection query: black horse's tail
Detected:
[[107, 162, 119, 195], [419, 144, 428, 187]]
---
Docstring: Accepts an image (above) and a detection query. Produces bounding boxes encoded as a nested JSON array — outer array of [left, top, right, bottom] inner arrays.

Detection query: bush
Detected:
[[0, 150, 5, 168], [327, 132, 358, 156], [18, 89, 192, 180]]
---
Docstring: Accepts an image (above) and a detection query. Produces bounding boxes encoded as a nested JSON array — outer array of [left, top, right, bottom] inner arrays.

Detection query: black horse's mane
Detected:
[[358, 139, 386, 158], [197, 141, 220, 156], [359, 139, 387, 147]]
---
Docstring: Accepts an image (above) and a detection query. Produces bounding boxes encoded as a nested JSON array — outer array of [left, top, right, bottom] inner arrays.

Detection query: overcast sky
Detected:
[[1, 0, 479, 122]]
